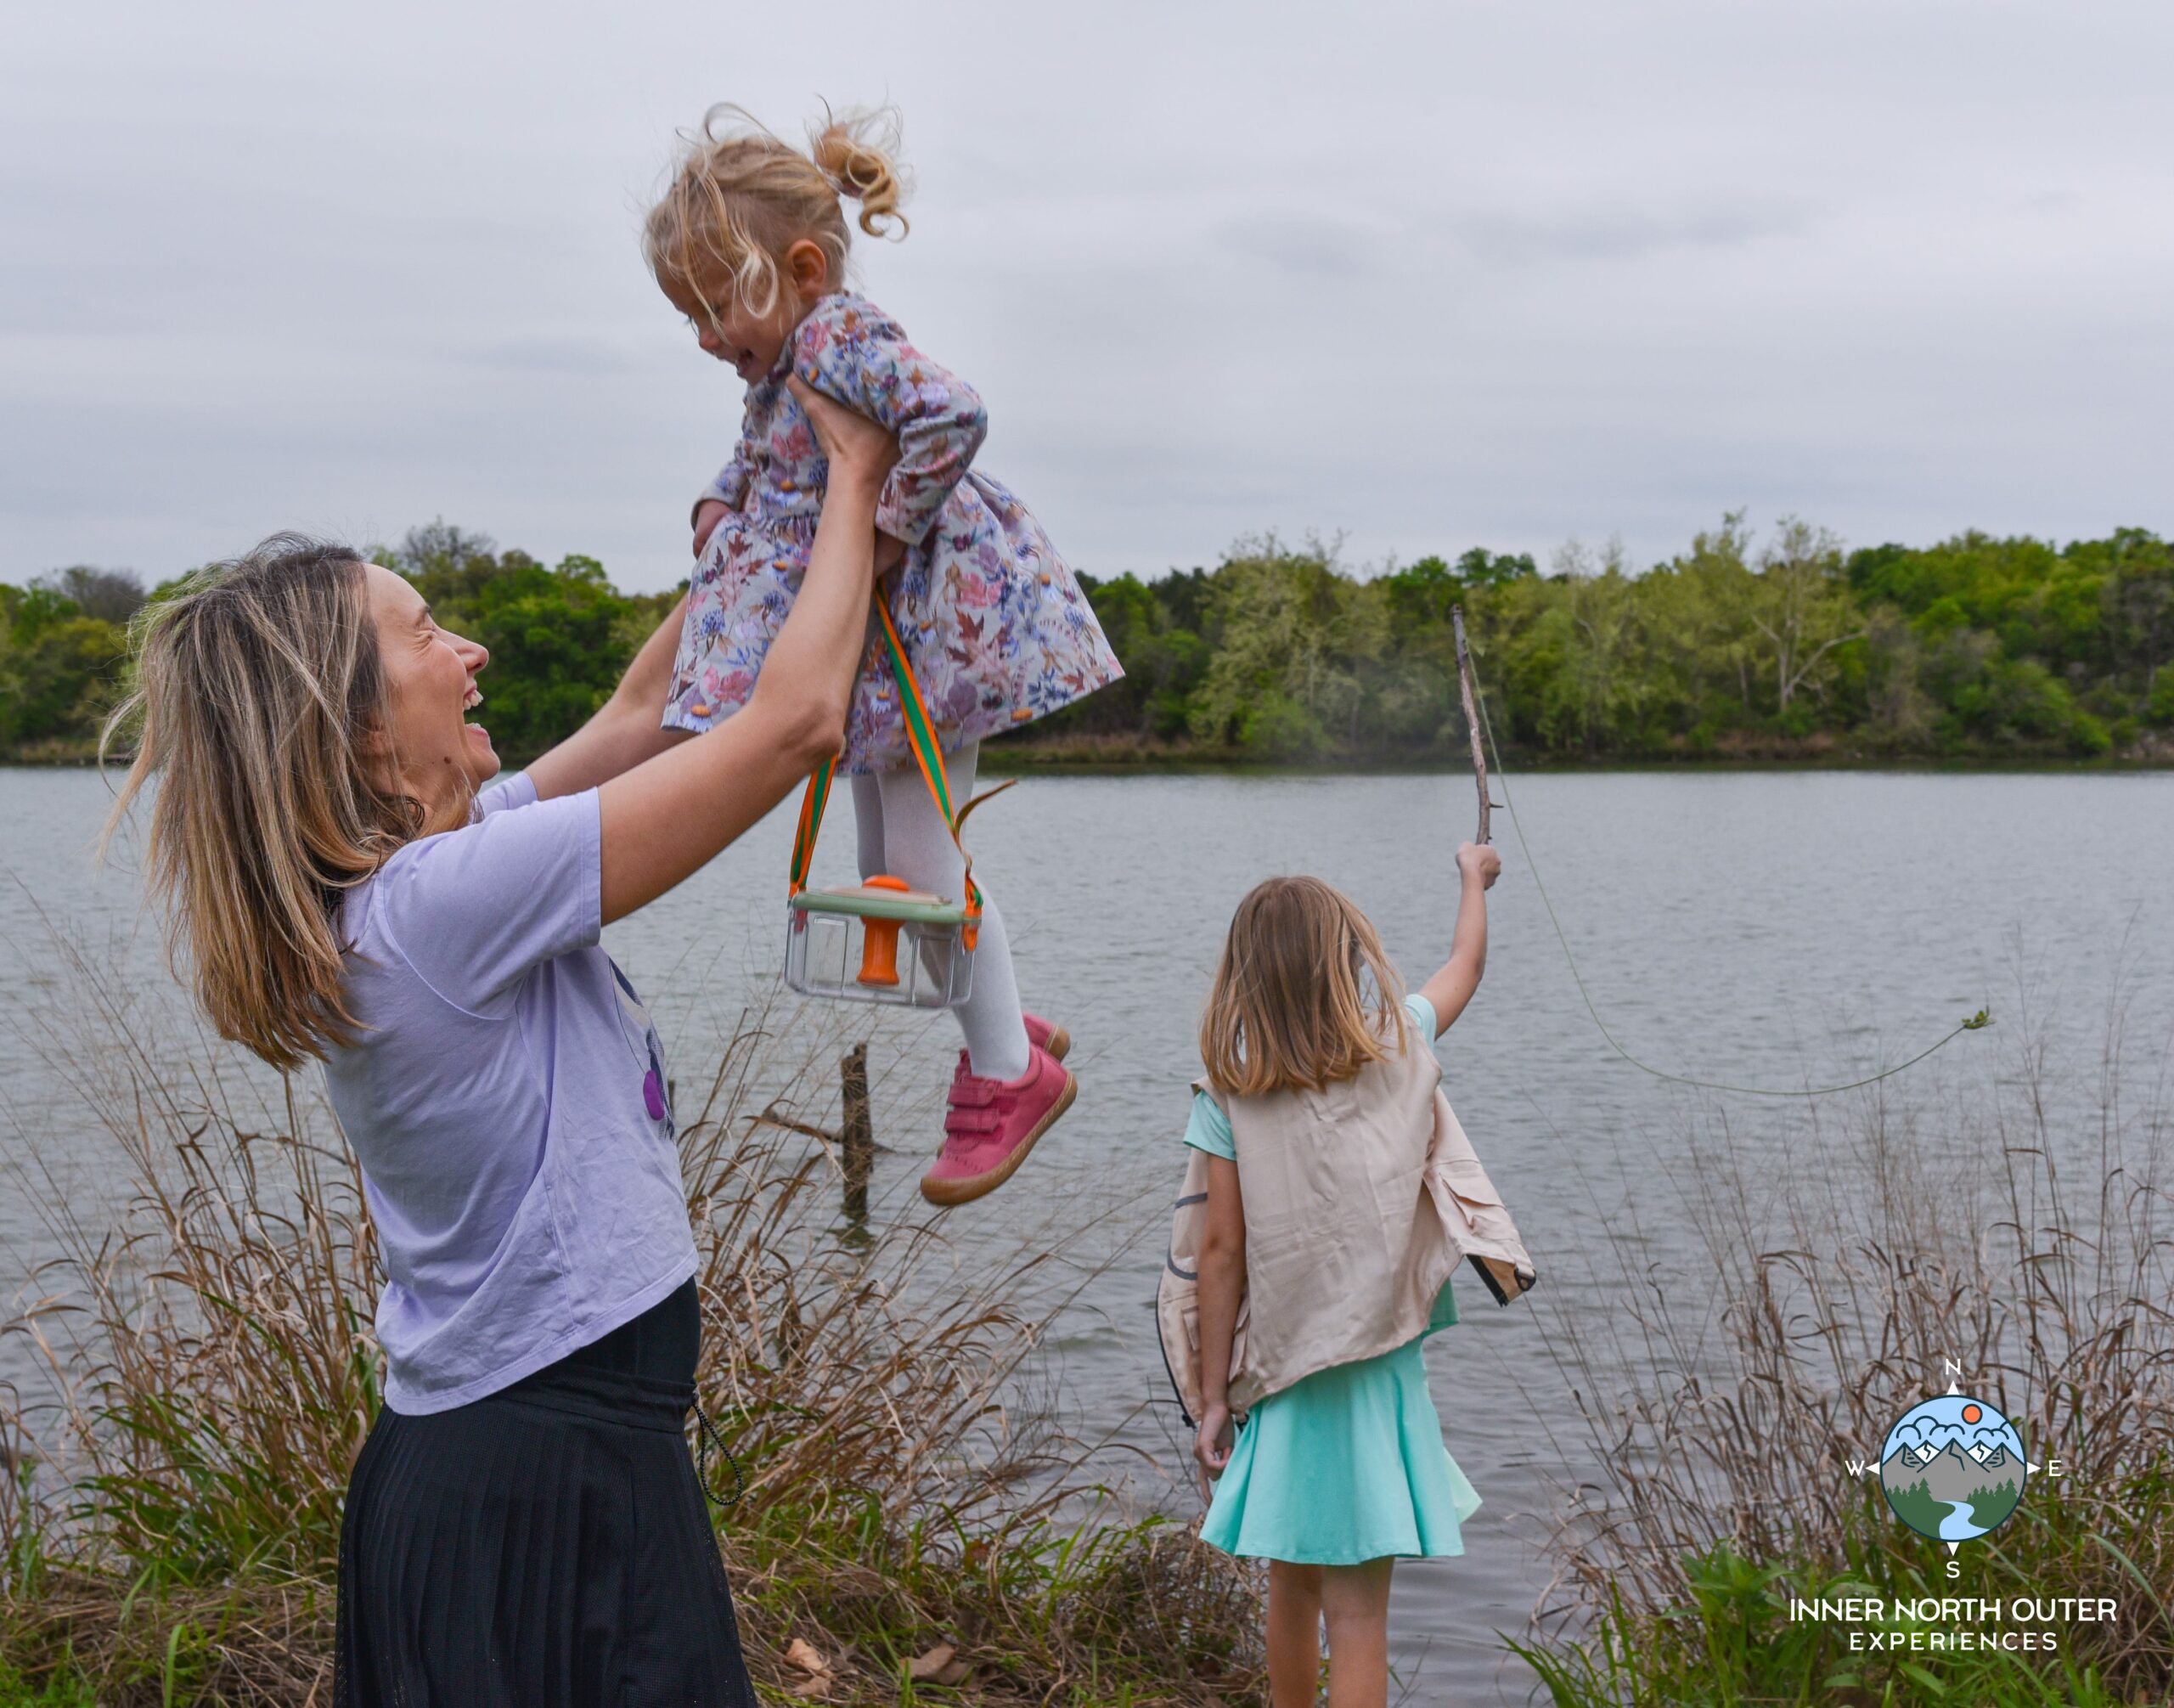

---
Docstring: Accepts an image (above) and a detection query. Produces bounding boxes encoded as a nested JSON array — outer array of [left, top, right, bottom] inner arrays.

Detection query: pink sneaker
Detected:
[[1022, 1012, 1070, 1063], [921, 1043, 1077, 1206]]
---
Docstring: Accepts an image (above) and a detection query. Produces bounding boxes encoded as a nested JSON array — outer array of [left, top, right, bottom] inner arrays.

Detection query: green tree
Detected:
[[1056, 571, 1208, 738], [1857, 606, 1936, 748], [1643, 513, 1763, 744], [0, 583, 128, 747], [1748, 517, 1864, 724], [1515, 538, 1650, 754], [1188, 540, 1388, 757], [2089, 527, 2173, 705]]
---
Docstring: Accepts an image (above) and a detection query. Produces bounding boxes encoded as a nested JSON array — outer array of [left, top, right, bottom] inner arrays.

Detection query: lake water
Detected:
[[3, 764, 2170, 1704]]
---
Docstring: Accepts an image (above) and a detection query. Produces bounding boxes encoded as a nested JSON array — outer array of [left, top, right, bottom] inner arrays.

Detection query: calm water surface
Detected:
[[4, 766, 2170, 1704]]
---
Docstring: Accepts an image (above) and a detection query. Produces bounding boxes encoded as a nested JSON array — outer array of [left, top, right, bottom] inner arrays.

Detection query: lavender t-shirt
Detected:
[[321, 773, 696, 1414]]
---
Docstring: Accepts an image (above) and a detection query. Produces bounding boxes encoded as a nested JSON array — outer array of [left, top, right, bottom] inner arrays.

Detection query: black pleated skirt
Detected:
[[335, 1279, 755, 1707]]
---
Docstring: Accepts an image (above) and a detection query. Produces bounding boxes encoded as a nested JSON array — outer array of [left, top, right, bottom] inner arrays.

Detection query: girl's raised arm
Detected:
[[594, 380, 896, 924], [1416, 841, 1501, 1038]]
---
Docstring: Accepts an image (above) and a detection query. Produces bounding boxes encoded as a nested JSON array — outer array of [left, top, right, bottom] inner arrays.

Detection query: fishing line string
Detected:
[[1466, 672, 1991, 1098]]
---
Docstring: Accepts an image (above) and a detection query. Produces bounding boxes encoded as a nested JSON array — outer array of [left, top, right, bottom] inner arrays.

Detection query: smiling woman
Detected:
[[98, 380, 900, 1707], [365, 567, 502, 822]]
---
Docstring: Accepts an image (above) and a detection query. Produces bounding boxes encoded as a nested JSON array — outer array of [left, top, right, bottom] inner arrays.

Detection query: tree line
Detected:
[[1056, 516, 2173, 761], [4, 516, 2168, 764]]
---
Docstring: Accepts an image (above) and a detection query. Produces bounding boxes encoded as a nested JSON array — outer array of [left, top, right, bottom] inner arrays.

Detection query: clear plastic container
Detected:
[[783, 876, 976, 1009]]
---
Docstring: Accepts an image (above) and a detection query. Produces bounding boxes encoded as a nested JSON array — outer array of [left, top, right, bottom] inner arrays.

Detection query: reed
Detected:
[[1514, 983, 2174, 1705], [0, 953, 1259, 1705]]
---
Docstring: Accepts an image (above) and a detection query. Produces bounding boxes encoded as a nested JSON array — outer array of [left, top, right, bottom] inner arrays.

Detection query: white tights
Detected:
[[850, 741, 1031, 1083]]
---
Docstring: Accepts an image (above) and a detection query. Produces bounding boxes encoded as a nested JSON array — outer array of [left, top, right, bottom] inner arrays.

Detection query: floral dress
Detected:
[[662, 290, 1123, 774]]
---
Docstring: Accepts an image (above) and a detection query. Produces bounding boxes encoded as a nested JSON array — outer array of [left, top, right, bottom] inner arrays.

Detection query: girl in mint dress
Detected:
[[1184, 851, 1518, 1707]]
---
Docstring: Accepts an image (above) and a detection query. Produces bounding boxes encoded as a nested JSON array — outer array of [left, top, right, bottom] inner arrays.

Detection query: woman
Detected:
[[104, 380, 897, 1705]]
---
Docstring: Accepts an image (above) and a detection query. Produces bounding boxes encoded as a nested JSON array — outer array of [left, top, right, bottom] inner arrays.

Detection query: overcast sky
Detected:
[[3, 2, 2168, 595]]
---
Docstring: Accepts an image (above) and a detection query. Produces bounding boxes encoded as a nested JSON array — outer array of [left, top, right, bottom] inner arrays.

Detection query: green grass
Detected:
[[0, 1655, 99, 1707]]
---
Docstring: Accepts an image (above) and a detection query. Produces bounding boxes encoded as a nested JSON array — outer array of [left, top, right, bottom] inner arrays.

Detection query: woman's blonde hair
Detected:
[[100, 536, 423, 1071], [645, 103, 908, 324], [1198, 876, 1410, 1098]]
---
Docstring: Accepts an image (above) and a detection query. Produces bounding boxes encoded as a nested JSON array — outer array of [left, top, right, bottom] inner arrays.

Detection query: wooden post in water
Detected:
[[840, 1043, 873, 1225]]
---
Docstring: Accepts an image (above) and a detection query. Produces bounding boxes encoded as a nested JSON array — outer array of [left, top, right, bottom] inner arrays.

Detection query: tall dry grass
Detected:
[[1518, 975, 2174, 1705], [0, 947, 1259, 1705]]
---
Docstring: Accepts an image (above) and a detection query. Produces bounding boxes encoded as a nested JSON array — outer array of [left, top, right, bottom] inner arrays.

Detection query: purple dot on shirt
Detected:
[[643, 1068, 667, 1124]]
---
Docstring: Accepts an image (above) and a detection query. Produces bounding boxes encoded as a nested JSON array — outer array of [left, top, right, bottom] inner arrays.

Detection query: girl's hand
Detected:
[[1192, 1401, 1234, 1501], [1456, 841, 1501, 890], [786, 374, 899, 489], [692, 499, 729, 559]]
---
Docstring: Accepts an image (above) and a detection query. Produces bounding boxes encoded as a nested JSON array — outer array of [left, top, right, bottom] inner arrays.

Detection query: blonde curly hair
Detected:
[[645, 103, 908, 324]]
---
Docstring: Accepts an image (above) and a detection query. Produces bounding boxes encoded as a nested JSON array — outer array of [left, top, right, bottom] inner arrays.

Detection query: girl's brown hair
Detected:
[[100, 536, 423, 1071], [1197, 876, 1410, 1097], [645, 103, 908, 324]]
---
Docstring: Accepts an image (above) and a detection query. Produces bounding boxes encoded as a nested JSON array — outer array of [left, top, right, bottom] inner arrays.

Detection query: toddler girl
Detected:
[[645, 106, 1123, 1204], [1161, 850, 1535, 1706]]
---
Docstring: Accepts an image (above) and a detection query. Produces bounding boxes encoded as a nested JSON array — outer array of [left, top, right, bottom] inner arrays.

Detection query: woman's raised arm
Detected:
[[524, 595, 693, 802], [594, 380, 896, 924]]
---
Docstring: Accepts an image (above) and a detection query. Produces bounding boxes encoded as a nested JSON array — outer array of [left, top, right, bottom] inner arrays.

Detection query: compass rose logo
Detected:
[[1877, 1388, 2034, 1547]]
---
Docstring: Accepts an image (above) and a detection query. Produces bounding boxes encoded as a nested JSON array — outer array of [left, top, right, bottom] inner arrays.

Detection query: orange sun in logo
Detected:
[[1961, 1404, 1982, 1424]]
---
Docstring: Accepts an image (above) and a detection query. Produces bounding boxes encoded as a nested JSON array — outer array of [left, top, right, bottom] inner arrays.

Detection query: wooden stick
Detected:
[[1452, 605, 1491, 845]]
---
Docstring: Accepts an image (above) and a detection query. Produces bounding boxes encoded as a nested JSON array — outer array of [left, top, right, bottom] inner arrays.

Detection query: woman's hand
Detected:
[[1193, 1401, 1234, 1502], [786, 375, 899, 491]]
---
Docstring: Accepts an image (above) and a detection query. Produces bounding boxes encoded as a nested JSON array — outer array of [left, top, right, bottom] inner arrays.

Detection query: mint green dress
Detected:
[[1190, 994, 1482, 1564]]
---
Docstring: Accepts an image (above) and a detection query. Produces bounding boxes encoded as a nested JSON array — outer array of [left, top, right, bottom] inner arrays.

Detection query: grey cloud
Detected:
[[1458, 198, 1819, 266], [1215, 209, 1396, 278]]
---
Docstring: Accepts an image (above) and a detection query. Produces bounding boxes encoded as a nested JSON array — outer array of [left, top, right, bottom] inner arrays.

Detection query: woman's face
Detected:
[[363, 563, 497, 826]]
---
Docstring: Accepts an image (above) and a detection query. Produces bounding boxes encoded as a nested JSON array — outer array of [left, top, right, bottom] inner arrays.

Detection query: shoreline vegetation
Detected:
[[1517, 980, 2174, 1707], [5, 516, 2171, 770], [0, 962, 1263, 1705]]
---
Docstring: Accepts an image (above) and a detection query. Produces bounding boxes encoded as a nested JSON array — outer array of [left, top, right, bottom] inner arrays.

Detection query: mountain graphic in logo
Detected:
[[1878, 1393, 2029, 1543]]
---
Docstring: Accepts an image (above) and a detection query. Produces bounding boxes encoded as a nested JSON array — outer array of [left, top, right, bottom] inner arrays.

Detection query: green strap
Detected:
[[788, 758, 832, 895], [786, 594, 987, 944]]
